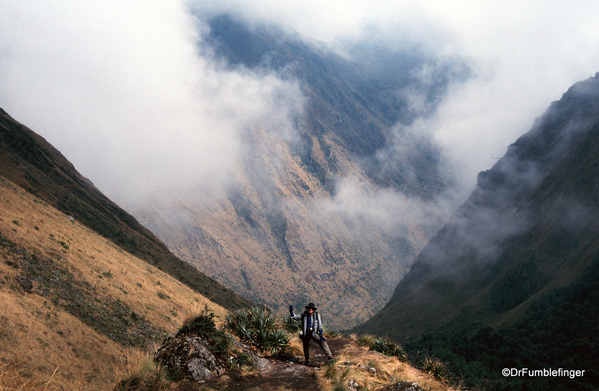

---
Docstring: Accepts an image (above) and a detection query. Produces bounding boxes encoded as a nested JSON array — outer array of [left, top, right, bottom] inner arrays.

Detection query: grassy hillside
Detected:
[[0, 176, 228, 390], [0, 176, 461, 391], [0, 107, 252, 312], [357, 73, 599, 341]]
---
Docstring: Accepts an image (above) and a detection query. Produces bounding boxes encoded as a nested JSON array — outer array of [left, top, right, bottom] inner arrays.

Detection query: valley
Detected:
[[132, 15, 461, 329]]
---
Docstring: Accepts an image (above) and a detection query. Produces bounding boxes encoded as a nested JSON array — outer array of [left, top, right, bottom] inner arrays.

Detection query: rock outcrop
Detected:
[[154, 313, 270, 383], [155, 335, 226, 382]]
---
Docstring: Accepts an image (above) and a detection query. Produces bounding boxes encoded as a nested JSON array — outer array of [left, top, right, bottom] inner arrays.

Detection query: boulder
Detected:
[[155, 335, 225, 382], [14, 275, 32, 292]]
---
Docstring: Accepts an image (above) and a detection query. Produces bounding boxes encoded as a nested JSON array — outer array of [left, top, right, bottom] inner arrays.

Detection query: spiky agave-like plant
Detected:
[[421, 357, 448, 382], [370, 338, 407, 361], [224, 307, 290, 355]]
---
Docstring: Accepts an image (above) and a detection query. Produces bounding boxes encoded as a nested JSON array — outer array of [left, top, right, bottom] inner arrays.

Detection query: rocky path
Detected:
[[185, 338, 349, 391], [173, 338, 443, 391]]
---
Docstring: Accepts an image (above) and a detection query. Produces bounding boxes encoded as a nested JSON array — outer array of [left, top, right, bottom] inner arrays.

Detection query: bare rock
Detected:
[[155, 335, 226, 382], [229, 336, 271, 370], [339, 360, 377, 377], [347, 378, 361, 390], [14, 275, 32, 292], [377, 381, 423, 391]]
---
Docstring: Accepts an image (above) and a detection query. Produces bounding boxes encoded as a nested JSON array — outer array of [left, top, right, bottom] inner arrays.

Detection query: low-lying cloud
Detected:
[[0, 1, 305, 205], [2, 1, 599, 327], [1, 0, 598, 245], [193, 0, 599, 192]]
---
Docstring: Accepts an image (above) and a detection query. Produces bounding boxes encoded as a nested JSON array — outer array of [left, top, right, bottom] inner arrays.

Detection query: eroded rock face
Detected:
[[155, 335, 226, 382]]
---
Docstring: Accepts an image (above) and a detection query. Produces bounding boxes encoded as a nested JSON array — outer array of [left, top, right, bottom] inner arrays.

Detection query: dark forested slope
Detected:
[[356, 73, 599, 390]]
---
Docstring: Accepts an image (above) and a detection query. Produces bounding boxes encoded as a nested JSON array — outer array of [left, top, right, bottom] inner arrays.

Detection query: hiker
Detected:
[[289, 302, 334, 365]]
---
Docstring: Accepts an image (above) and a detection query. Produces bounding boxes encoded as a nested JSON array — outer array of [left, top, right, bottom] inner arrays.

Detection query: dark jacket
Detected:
[[291, 310, 323, 338]]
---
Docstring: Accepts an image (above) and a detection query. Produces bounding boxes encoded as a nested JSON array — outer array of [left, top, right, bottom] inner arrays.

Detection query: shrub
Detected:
[[156, 291, 169, 300], [421, 357, 448, 382], [283, 314, 300, 333], [177, 306, 230, 356], [224, 307, 290, 355], [370, 338, 407, 361], [357, 334, 376, 348]]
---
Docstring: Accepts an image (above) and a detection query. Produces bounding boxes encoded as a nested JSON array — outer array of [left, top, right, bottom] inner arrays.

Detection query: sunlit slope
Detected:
[[0, 176, 228, 390], [135, 15, 457, 329], [0, 107, 251, 311]]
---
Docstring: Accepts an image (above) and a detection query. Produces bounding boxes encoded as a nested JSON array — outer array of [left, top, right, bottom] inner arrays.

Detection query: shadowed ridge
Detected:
[[356, 73, 599, 341]]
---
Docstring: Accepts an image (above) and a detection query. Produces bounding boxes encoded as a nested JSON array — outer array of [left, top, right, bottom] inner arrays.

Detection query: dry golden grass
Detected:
[[286, 335, 305, 357], [0, 177, 228, 390], [0, 363, 61, 391], [316, 339, 458, 391], [0, 176, 455, 391]]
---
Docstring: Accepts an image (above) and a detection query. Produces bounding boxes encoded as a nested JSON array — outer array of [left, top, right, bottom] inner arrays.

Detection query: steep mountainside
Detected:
[[356, 74, 599, 389], [0, 175, 229, 390], [0, 107, 251, 310], [135, 15, 465, 328]]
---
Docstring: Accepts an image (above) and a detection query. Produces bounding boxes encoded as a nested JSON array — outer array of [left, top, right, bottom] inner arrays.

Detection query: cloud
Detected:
[[0, 0, 305, 205], [191, 0, 599, 194], [1, 0, 598, 228], [320, 175, 453, 232]]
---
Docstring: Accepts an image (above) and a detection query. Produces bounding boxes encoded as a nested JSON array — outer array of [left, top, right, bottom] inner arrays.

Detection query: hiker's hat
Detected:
[[305, 303, 317, 310]]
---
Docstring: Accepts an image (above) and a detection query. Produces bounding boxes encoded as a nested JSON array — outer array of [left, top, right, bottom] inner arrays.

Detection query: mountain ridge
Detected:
[[0, 107, 252, 310], [354, 73, 599, 389], [133, 15, 466, 328], [0, 172, 232, 389]]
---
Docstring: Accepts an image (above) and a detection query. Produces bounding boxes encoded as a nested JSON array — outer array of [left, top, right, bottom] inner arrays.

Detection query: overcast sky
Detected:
[[1, 0, 598, 206]]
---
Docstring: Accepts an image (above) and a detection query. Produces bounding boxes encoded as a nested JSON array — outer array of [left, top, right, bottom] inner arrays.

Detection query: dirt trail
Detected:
[[192, 338, 349, 391], [174, 338, 442, 391]]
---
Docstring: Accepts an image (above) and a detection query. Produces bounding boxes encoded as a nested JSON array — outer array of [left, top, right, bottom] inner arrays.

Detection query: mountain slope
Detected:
[[134, 15, 464, 328], [356, 73, 599, 388], [0, 107, 251, 310], [0, 175, 229, 390], [205, 14, 462, 195]]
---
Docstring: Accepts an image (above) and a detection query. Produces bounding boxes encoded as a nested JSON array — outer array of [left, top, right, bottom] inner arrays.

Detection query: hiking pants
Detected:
[[301, 335, 333, 363]]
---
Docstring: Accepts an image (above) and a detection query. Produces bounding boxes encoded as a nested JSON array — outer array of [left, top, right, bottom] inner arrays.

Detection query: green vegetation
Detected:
[[283, 314, 300, 333], [156, 291, 170, 300], [142, 306, 263, 388], [405, 256, 599, 390], [176, 307, 231, 357], [356, 334, 407, 361], [224, 306, 290, 355], [370, 338, 407, 361], [421, 358, 448, 383], [357, 334, 376, 348]]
